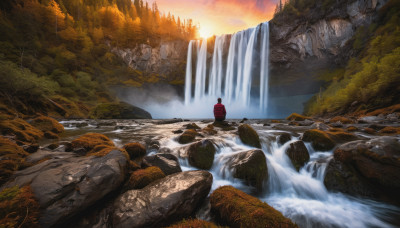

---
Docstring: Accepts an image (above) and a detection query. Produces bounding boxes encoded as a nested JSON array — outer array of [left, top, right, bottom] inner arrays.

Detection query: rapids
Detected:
[[56, 119, 400, 228]]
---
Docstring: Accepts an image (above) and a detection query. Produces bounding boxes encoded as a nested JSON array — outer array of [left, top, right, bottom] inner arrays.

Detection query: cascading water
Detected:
[[184, 22, 271, 118]]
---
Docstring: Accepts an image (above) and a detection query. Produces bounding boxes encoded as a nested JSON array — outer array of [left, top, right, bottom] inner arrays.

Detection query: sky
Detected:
[[148, 0, 277, 37]]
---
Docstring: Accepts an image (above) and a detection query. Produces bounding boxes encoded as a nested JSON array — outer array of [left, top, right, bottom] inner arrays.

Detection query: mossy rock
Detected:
[[285, 141, 310, 171], [379, 126, 400, 134], [278, 133, 291, 145], [0, 136, 31, 186], [238, 124, 261, 148], [185, 123, 201, 130], [0, 118, 43, 143], [346, 126, 358, 132], [44, 131, 59, 139], [0, 186, 40, 228], [202, 125, 218, 135], [330, 116, 353, 124], [124, 142, 146, 160], [302, 129, 335, 151], [210, 186, 298, 228], [178, 129, 197, 144], [31, 116, 64, 134], [125, 166, 166, 190], [286, 113, 310, 121], [328, 131, 358, 143], [90, 102, 152, 119], [167, 219, 220, 228], [188, 140, 216, 170], [71, 133, 115, 154]]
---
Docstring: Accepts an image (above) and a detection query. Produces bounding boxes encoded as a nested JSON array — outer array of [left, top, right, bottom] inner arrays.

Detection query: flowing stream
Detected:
[[57, 119, 400, 228]]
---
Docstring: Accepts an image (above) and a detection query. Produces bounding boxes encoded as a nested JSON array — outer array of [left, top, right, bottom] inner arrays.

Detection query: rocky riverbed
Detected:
[[1, 113, 400, 227]]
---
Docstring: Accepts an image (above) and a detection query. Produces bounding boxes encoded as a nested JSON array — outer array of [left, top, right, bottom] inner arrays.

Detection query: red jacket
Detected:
[[214, 103, 226, 118]]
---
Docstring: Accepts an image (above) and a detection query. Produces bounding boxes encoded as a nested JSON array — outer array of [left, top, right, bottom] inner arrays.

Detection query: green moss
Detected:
[[238, 124, 261, 148], [188, 140, 216, 170], [286, 113, 310, 121], [210, 186, 297, 228], [126, 166, 166, 190], [302, 129, 335, 151]]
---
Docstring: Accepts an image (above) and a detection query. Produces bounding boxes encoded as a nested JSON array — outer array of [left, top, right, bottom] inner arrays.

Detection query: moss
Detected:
[[31, 116, 64, 134], [167, 219, 221, 228], [0, 118, 43, 143], [364, 128, 376, 134], [202, 125, 217, 135], [210, 186, 297, 228], [44, 131, 59, 139], [346, 126, 358, 132], [238, 124, 261, 148], [379, 126, 400, 134], [212, 121, 235, 131], [328, 131, 358, 142], [330, 116, 353, 124], [366, 104, 400, 116], [302, 129, 335, 151], [178, 129, 197, 144], [0, 186, 40, 228], [286, 113, 310, 121], [126, 166, 165, 190], [71, 133, 114, 154], [0, 136, 31, 186], [123, 143, 146, 160], [188, 140, 216, 170], [186, 123, 201, 130]]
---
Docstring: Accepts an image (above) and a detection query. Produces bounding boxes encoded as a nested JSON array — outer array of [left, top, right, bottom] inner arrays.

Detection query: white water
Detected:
[[183, 22, 271, 118]]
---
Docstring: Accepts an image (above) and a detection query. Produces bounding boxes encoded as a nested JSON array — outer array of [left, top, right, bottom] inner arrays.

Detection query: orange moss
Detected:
[[0, 186, 40, 228], [379, 126, 400, 134], [71, 133, 114, 153], [123, 143, 146, 160], [302, 129, 335, 151], [210, 186, 297, 228], [0, 118, 43, 143], [186, 123, 201, 130], [167, 219, 220, 228], [271, 120, 281, 123], [126, 166, 165, 190], [202, 125, 217, 135], [364, 128, 376, 134], [328, 131, 358, 142], [366, 104, 400, 116], [330, 116, 353, 124], [0, 136, 31, 186], [31, 116, 64, 134], [346, 126, 358, 132], [178, 129, 198, 144], [329, 128, 344, 132], [286, 113, 310, 121], [238, 124, 261, 148]]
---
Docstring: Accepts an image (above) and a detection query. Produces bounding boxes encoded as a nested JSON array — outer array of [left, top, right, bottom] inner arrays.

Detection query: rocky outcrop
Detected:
[[111, 40, 188, 81], [1, 150, 129, 228], [112, 170, 212, 228], [143, 153, 182, 175]]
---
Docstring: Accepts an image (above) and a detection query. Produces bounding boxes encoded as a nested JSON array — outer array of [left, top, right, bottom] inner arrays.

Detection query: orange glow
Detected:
[[148, 0, 276, 37]]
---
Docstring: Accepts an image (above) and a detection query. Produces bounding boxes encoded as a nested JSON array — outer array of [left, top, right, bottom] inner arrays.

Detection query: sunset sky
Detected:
[[148, 0, 278, 37]]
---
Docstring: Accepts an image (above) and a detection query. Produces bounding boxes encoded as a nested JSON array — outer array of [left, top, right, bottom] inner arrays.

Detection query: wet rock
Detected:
[[285, 141, 310, 171], [123, 143, 146, 160], [155, 119, 183, 125], [202, 124, 217, 135], [302, 129, 335, 151], [112, 170, 213, 228], [277, 132, 291, 145], [46, 143, 59, 150], [2, 150, 129, 228], [346, 126, 358, 132], [185, 123, 201, 130], [172, 129, 183, 134], [22, 144, 39, 153], [143, 153, 182, 175], [298, 119, 314, 126], [240, 118, 248, 123], [368, 124, 386, 131], [310, 122, 331, 131], [210, 186, 297, 228], [187, 140, 216, 170], [363, 127, 376, 134], [213, 121, 235, 131], [358, 116, 384, 124], [238, 124, 261, 148], [75, 122, 89, 128], [329, 122, 343, 128], [178, 129, 197, 144], [227, 149, 267, 189]]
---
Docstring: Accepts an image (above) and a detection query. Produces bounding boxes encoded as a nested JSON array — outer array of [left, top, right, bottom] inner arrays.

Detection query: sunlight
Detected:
[[199, 27, 213, 38]]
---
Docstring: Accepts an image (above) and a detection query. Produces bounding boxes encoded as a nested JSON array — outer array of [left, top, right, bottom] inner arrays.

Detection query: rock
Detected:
[[125, 166, 166, 190], [123, 142, 146, 160], [368, 124, 386, 131], [210, 186, 297, 228], [46, 143, 59, 150], [310, 122, 331, 131], [298, 119, 314, 126], [143, 153, 182, 175], [112, 170, 213, 228], [329, 122, 343, 128], [2, 150, 129, 227], [286, 113, 310, 121], [25, 150, 74, 164], [172, 129, 183, 134], [178, 129, 197, 144], [285, 141, 310, 171], [213, 121, 235, 131], [238, 124, 261, 148], [346, 126, 358, 131], [90, 102, 152, 119], [277, 132, 291, 145], [44, 131, 59, 139], [240, 118, 248, 123], [187, 140, 216, 170], [185, 123, 201, 129], [202, 124, 217, 135], [302, 129, 335, 151], [227, 149, 267, 189], [330, 116, 353, 124], [358, 116, 384, 124], [155, 119, 183, 125], [22, 144, 39, 153], [75, 122, 89, 128]]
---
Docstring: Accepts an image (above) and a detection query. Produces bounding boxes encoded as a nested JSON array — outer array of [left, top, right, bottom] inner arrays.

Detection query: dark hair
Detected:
[[217, 98, 222, 103]]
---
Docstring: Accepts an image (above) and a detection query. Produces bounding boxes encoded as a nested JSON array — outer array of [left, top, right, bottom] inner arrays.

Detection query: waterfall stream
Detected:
[[184, 22, 270, 118]]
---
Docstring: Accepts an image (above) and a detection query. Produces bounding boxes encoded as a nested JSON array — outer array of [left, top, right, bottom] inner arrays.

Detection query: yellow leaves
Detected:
[[59, 27, 78, 41]]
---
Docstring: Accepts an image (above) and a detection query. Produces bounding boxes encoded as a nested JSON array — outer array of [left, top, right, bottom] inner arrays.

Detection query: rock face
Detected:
[[286, 141, 310, 171], [187, 140, 216, 170], [143, 153, 182, 175], [227, 149, 267, 189], [1, 150, 129, 228], [112, 170, 213, 228], [111, 40, 188, 81]]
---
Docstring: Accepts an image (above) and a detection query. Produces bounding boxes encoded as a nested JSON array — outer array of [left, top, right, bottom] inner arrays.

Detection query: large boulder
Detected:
[[143, 153, 182, 175], [90, 102, 152, 119], [226, 149, 267, 190], [1, 150, 129, 227], [302, 129, 335, 151], [238, 124, 261, 148], [187, 140, 216, 170], [210, 186, 297, 228], [285, 141, 310, 171], [277, 132, 291, 145], [123, 142, 146, 160], [112, 170, 213, 228]]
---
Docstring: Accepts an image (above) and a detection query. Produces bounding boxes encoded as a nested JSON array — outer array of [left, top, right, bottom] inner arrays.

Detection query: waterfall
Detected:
[[184, 22, 271, 118]]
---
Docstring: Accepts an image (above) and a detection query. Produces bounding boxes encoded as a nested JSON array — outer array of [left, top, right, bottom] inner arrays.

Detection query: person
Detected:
[[214, 98, 226, 121]]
